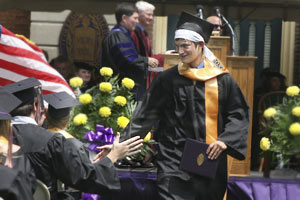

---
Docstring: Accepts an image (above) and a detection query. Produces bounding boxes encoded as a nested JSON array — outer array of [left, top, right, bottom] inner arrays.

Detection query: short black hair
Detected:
[[10, 100, 35, 117], [115, 3, 138, 24]]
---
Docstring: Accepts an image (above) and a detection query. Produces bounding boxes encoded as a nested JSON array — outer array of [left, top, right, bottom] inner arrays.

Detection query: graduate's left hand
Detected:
[[207, 141, 227, 160]]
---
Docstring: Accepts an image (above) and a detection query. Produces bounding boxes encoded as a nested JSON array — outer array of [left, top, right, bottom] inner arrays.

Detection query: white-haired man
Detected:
[[132, 1, 163, 88]]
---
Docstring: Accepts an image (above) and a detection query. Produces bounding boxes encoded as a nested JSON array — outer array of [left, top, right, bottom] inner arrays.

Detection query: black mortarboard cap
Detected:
[[4, 77, 41, 106], [176, 11, 214, 43], [74, 62, 94, 71], [0, 87, 22, 120], [44, 92, 81, 119]]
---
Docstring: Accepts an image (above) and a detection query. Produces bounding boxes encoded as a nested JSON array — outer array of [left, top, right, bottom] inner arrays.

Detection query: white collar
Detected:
[[12, 116, 38, 125]]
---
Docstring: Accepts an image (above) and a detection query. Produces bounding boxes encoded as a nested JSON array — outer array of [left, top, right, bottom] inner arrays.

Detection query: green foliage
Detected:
[[262, 91, 300, 164]]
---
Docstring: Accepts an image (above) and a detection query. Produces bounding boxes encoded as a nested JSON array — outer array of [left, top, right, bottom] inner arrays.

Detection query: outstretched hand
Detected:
[[96, 133, 143, 163]]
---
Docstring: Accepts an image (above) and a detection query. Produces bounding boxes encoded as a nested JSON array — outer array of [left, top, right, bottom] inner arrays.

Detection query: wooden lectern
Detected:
[[163, 36, 257, 177], [207, 36, 231, 67]]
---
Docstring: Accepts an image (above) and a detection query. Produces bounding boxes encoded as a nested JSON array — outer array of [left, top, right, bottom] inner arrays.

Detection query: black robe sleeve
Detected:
[[13, 124, 120, 196], [217, 74, 250, 160], [46, 137, 120, 194], [102, 31, 148, 86], [121, 71, 169, 141]]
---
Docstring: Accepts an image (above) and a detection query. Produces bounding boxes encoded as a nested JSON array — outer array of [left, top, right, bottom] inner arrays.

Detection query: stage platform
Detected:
[[99, 168, 300, 200]]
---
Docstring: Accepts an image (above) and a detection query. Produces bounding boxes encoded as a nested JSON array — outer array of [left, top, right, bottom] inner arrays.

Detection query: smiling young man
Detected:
[[101, 2, 157, 100], [121, 12, 250, 199]]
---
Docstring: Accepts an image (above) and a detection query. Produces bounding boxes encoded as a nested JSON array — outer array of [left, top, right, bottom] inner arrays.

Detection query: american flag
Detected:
[[0, 25, 73, 96]]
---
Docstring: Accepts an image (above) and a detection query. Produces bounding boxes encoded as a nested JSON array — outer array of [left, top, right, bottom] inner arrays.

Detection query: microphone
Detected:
[[196, 5, 204, 19], [213, 7, 236, 55], [214, 6, 222, 17]]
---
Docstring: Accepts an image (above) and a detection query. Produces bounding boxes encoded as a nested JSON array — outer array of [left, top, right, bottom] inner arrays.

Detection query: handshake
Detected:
[[93, 133, 143, 163]]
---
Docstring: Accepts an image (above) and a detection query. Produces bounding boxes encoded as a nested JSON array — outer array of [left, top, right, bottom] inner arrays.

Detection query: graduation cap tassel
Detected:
[[5, 125, 13, 168]]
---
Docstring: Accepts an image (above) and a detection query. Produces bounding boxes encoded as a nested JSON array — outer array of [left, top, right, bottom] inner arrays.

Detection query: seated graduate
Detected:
[[44, 91, 81, 139], [44, 91, 95, 199], [0, 87, 36, 200], [4, 77, 143, 200]]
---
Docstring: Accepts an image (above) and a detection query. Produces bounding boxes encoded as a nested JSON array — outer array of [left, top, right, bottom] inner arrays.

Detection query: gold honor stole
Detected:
[[48, 128, 74, 139], [178, 58, 229, 144]]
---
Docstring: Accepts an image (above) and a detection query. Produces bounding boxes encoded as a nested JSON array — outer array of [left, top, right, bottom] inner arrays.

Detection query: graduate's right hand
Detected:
[[106, 133, 143, 163]]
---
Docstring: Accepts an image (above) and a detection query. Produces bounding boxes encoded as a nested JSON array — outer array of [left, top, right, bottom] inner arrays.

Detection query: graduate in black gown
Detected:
[[4, 77, 143, 200], [101, 3, 159, 100], [0, 87, 36, 200], [121, 12, 250, 200]]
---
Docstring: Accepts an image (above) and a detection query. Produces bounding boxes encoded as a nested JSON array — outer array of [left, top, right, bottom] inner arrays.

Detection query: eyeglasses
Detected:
[[212, 24, 223, 29]]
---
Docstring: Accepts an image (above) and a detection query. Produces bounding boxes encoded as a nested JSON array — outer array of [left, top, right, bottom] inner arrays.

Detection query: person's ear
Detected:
[[33, 102, 37, 113], [199, 41, 205, 47], [121, 14, 127, 23]]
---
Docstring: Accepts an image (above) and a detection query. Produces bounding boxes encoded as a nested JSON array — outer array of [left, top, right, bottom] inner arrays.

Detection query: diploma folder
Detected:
[[179, 138, 220, 179]]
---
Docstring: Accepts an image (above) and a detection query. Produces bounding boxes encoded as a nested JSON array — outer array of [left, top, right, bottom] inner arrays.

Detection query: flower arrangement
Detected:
[[260, 86, 300, 165], [67, 67, 136, 139], [67, 67, 156, 165]]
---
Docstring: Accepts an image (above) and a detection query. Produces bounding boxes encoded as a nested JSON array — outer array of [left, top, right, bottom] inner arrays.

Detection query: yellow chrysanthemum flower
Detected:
[[260, 137, 270, 151], [292, 107, 300, 117], [144, 132, 151, 142], [114, 96, 127, 107], [99, 82, 112, 92], [286, 86, 300, 97], [122, 78, 135, 89], [289, 122, 300, 135], [73, 113, 87, 125], [69, 77, 83, 88], [117, 116, 130, 129], [99, 107, 111, 117], [99, 67, 113, 77], [79, 93, 92, 104], [263, 107, 276, 119]]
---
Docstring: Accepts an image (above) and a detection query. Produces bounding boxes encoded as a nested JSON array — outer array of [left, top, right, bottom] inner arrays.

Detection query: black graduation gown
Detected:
[[0, 153, 36, 200], [101, 25, 148, 99], [121, 65, 250, 198], [13, 123, 120, 200]]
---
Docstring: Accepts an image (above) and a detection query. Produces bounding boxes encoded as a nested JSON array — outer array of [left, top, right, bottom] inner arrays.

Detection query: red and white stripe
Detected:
[[0, 25, 73, 96]]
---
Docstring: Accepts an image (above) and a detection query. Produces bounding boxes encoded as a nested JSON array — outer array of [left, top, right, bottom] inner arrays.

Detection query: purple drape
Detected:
[[100, 170, 158, 200], [227, 176, 300, 200], [83, 171, 300, 199]]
